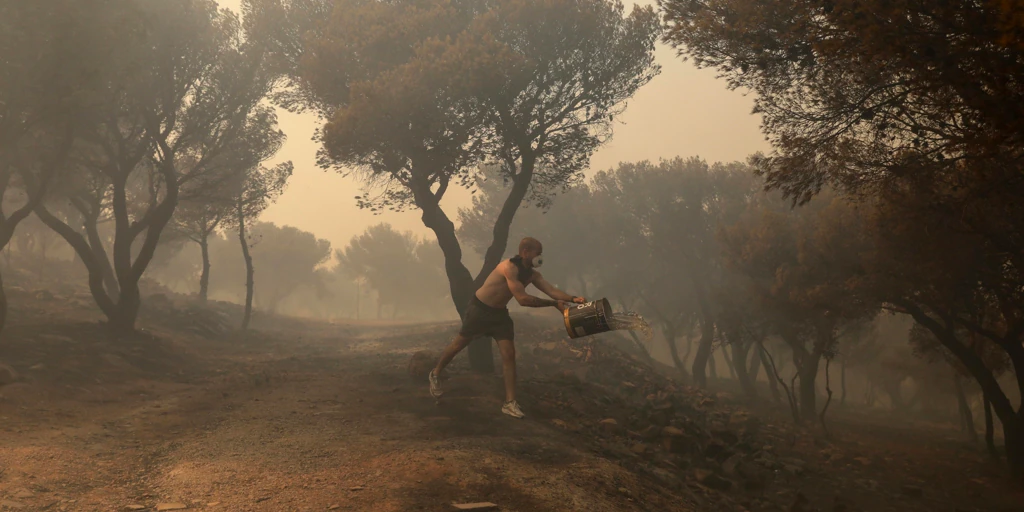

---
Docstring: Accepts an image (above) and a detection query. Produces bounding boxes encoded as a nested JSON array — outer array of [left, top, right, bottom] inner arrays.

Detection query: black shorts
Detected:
[[459, 295, 515, 341]]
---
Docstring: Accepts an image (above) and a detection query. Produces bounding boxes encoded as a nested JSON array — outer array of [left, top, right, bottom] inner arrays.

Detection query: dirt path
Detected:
[[0, 320, 690, 511], [2, 306, 1023, 512]]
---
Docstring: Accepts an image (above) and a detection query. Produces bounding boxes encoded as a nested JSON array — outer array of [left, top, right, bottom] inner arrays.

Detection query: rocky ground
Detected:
[[0, 286, 1022, 511]]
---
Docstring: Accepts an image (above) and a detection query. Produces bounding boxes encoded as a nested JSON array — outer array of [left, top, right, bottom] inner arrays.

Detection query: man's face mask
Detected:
[[531, 255, 544, 268]]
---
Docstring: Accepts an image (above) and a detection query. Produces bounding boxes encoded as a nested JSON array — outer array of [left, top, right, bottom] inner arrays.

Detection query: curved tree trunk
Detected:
[[840, 357, 847, 407], [691, 314, 715, 388], [239, 202, 254, 331], [900, 303, 1024, 478], [983, 393, 997, 460], [690, 277, 715, 388], [732, 337, 757, 399], [748, 343, 762, 380], [662, 324, 687, 380], [198, 234, 211, 302], [722, 344, 738, 380], [798, 356, 821, 422], [81, 211, 119, 298], [410, 174, 486, 371], [0, 127, 72, 336]]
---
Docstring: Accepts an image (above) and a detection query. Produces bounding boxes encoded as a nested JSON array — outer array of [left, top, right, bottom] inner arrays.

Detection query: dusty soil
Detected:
[[1, 288, 1022, 512]]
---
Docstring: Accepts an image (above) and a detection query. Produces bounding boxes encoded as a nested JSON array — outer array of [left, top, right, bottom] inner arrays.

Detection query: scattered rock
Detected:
[[0, 500, 26, 510], [631, 443, 649, 455], [452, 503, 498, 511], [155, 504, 187, 511], [693, 469, 732, 491], [11, 489, 31, 500], [599, 418, 621, 434], [327, 505, 340, 510], [407, 351, 437, 381], [721, 453, 743, 476], [126, 506, 146, 511], [349, 486, 365, 491], [853, 457, 871, 466], [661, 426, 685, 437]]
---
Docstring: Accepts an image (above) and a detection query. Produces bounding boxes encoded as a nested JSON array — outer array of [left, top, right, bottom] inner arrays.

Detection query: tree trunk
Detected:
[[983, 393, 998, 460], [82, 211, 119, 298], [239, 202, 254, 331], [691, 313, 714, 388], [733, 338, 757, 399], [955, 376, 978, 443], [0, 222, 18, 336], [0, 127, 72, 335], [759, 341, 781, 404], [410, 174, 488, 372], [626, 329, 653, 362], [748, 343, 762, 381], [1006, 419, 1024, 481], [662, 325, 688, 380], [199, 233, 211, 302], [722, 344, 738, 380], [798, 356, 821, 423], [761, 342, 800, 422], [35, 206, 118, 323], [840, 358, 847, 407], [900, 303, 1024, 478]]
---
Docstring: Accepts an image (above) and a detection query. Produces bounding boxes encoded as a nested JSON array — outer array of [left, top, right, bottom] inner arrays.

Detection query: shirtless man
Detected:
[[428, 237, 586, 418]]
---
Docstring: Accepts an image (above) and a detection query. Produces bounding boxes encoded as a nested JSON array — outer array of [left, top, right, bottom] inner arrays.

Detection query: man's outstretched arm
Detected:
[[503, 265, 561, 308], [532, 273, 584, 303]]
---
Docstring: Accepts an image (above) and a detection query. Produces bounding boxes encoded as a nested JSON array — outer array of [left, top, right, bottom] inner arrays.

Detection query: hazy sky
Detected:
[[220, 0, 769, 253]]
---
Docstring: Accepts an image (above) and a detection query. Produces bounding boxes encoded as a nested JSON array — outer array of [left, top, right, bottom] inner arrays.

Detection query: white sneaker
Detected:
[[502, 400, 525, 418], [429, 369, 443, 398]]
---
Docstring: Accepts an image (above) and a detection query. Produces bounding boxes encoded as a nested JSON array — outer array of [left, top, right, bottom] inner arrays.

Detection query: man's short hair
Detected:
[[519, 237, 542, 254]]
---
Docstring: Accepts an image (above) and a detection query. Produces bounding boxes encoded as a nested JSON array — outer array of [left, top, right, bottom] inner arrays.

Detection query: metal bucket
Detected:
[[563, 298, 613, 339]]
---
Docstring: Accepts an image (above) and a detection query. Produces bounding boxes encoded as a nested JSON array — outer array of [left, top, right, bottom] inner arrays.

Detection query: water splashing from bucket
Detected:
[[607, 311, 653, 341]]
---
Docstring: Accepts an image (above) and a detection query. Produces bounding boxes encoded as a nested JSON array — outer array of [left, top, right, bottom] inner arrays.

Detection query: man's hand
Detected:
[[557, 300, 571, 311], [573, 296, 587, 304]]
